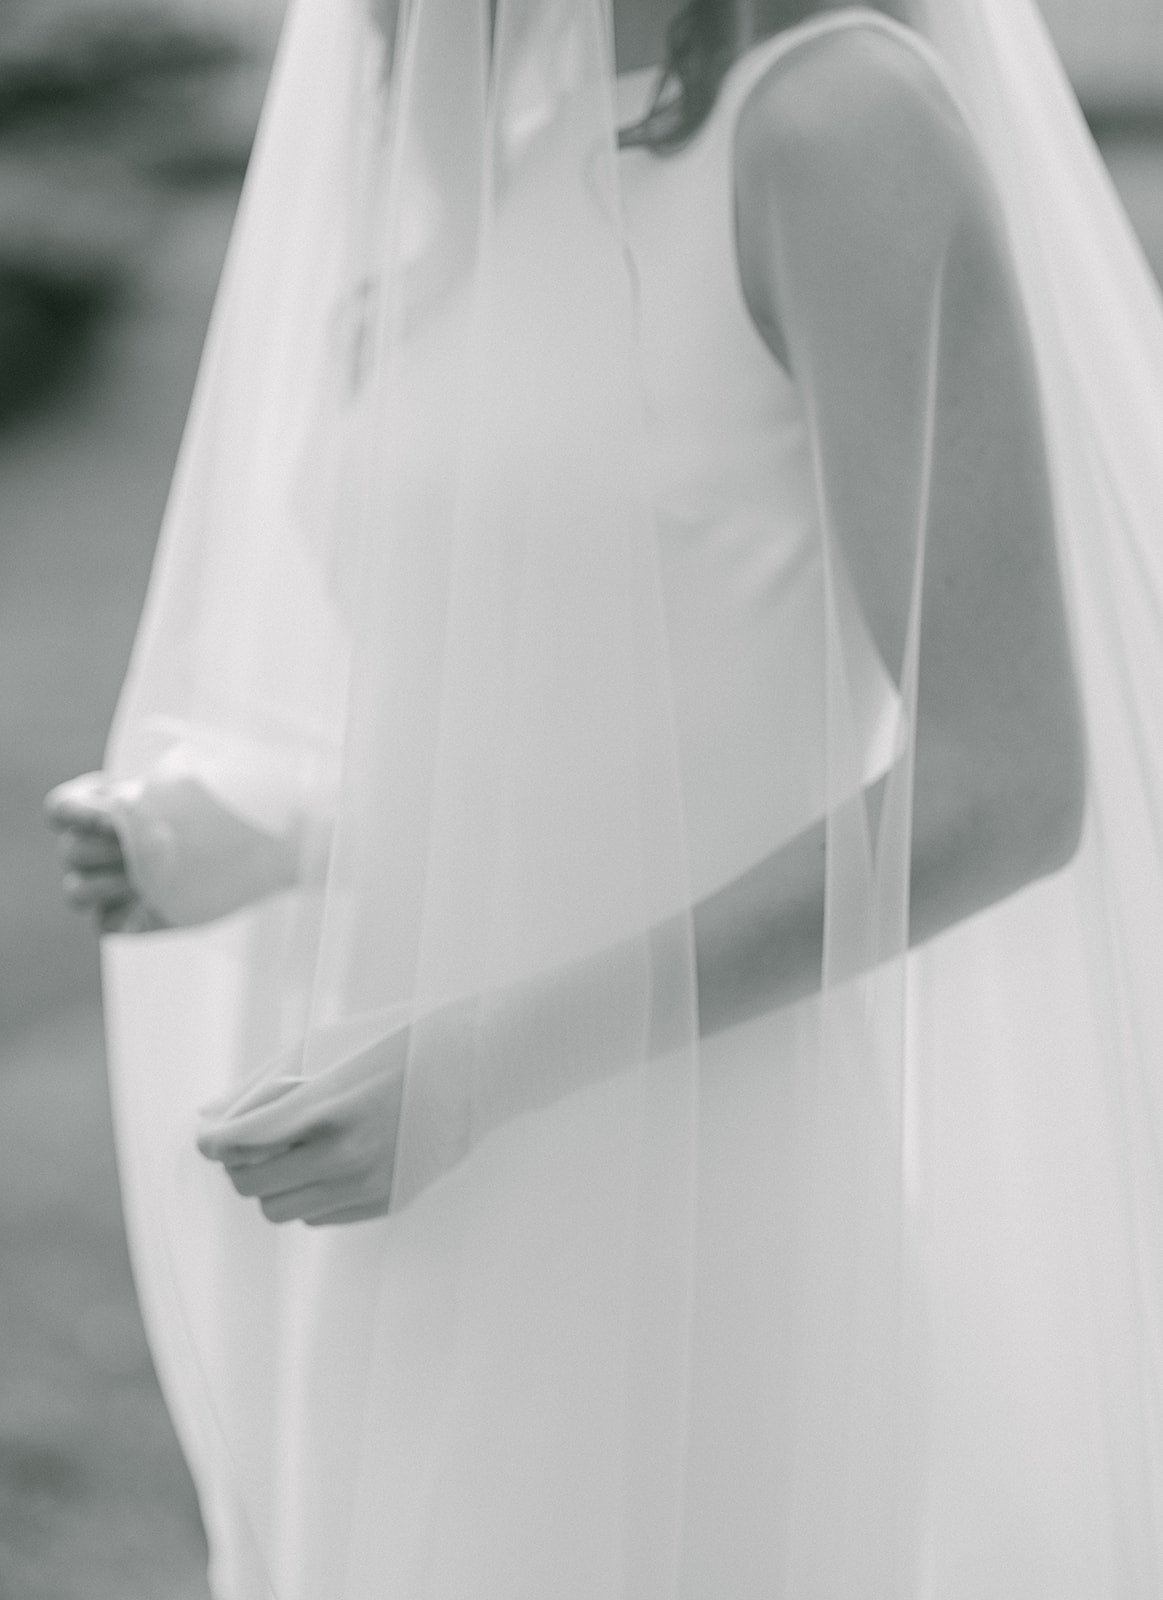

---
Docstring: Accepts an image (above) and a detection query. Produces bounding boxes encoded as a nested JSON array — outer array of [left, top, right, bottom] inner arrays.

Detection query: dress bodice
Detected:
[[615, 19, 900, 898], [112, 13, 903, 930]]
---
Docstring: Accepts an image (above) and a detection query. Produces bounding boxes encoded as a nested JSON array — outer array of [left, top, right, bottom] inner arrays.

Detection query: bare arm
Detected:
[[200, 26, 1087, 1221], [696, 21, 1084, 1034]]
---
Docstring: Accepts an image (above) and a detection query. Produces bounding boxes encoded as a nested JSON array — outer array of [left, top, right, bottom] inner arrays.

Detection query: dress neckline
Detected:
[[615, 7, 910, 123]]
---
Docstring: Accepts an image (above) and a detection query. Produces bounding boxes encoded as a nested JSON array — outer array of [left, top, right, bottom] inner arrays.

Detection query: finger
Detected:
[[197, 1083, 331, 1162], [199, 1071, 306, 1124], [44, 776, 119, 832], [97, 898, 168, 935], [56, 830, 124, 870], [305, 1200, 394, 1227], [46, 802, 120, 837], [202, 1077, 385, 1178], [200, 1043, 405, 1160], [260, 1178, 387, 1228], [221, 1141, 297, 1173], [260, 1190, 321, 1226], [62, 869, 134, 911], [96, 898, 151, 935], [259, 1180, 345, 1226], [223, 1137, 341, 1199], [62, 869, 134, 910]]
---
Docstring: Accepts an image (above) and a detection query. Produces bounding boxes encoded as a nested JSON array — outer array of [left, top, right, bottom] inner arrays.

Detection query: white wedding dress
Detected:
[[101, 12, 1163, 1599]]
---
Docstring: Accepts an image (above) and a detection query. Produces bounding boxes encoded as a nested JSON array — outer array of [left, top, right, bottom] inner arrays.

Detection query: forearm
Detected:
[[215, 754, 1082, 1217], [692, 811, 828, 1036], [693, 753, 1083, 1040], [452, 807, 832, 1144]]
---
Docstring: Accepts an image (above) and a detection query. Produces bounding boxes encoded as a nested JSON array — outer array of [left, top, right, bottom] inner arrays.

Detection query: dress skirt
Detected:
[[103, 840, 1156, 1599]]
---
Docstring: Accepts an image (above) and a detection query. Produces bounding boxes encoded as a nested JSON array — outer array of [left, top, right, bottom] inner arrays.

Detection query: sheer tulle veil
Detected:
[[96, 0, 1163, 1592]]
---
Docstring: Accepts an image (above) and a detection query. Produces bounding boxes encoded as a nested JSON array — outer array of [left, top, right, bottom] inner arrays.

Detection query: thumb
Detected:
[[45, 773, 121, 834], [197, 1075, 318, 1162]]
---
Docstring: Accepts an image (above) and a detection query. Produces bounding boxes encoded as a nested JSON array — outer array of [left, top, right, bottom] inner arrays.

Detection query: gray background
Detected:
[[1, 3, 1160, 1596]]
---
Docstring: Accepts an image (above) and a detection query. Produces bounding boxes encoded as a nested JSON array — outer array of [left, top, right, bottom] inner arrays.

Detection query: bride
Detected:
[[45, 0, 1163, 1595]]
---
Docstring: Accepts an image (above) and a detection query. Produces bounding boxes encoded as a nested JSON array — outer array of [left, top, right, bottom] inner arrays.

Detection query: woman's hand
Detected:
[[47, 758, 309, 931], [44, 773, 165, 935], [197, 1030, 413, 1226]]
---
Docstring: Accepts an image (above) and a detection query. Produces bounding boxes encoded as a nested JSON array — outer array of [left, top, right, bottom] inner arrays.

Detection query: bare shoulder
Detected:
[[734, 18, 995, 238]]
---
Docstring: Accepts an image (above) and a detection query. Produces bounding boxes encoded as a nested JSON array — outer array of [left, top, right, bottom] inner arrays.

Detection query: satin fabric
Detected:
[[98, 4, 1163, 1595]]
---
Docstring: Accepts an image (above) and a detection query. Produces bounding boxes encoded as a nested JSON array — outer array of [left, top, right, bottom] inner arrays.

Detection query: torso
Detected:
[[614, 14, 904, 896], [371, 12, 910, 905]]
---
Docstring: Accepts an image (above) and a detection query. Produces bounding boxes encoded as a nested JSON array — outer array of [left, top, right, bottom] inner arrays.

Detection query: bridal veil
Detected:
[[97, 0, 1163, 1593]]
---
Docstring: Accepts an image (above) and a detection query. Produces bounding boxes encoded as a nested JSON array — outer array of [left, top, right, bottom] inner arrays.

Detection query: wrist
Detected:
[[389, 997, 478, 1209]]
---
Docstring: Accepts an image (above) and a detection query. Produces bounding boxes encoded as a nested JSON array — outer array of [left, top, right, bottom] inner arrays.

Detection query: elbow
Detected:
[[1003, 686, 1088, 890], [980, 742, 1087, 904], [911, 717, 1086, 944], [1007, 756, 1086, 888]]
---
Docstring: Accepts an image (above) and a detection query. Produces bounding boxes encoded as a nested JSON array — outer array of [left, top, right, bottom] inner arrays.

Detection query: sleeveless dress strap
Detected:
[[714, 6, 966, 126]]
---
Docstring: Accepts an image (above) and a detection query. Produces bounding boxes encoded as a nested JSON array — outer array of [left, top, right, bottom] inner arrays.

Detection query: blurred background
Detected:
[[0, 1, 1161, 1597]]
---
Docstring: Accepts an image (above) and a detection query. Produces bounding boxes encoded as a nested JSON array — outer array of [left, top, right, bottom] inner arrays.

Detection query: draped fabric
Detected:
[[96, 1, 1163, 1594]]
